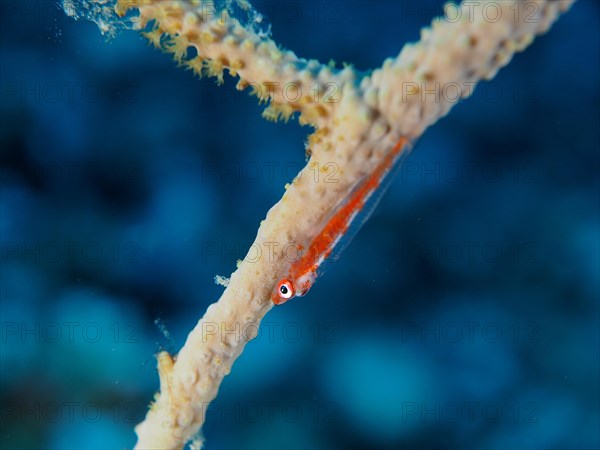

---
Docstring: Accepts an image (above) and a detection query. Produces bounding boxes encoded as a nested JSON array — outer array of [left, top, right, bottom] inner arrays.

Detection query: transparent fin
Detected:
[[317, 138, 415, 277]]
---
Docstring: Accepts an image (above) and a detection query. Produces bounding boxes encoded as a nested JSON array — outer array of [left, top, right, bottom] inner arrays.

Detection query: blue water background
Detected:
[[0, 1, 598, 449]]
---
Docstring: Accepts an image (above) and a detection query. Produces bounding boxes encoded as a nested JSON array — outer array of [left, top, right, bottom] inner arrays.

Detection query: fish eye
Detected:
[[278, 280, 294, 300]]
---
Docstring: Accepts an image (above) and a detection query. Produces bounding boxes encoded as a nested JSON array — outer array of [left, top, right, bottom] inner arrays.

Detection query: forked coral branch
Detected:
[[71, 0, 575, 448]]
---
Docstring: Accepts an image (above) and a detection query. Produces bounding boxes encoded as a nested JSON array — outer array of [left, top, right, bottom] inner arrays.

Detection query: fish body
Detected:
[[272, 136, 412, 305]]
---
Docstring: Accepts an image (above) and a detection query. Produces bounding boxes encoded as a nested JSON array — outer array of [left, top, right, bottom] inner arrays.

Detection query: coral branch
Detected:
[[100, 1, 576, 448], [116, 0, 351, 127], [371, 0, 575, 139]]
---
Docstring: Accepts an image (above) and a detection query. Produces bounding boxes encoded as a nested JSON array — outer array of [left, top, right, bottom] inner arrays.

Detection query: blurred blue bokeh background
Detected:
[[1, 1, 598, 449]]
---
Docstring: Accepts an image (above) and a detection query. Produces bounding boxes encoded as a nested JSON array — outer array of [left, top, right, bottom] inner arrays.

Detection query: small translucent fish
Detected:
[[272, 136, 413, 305]]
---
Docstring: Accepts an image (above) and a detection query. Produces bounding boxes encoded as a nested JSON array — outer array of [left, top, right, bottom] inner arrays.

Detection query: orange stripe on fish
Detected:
[[272, 136, 411, 305]]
